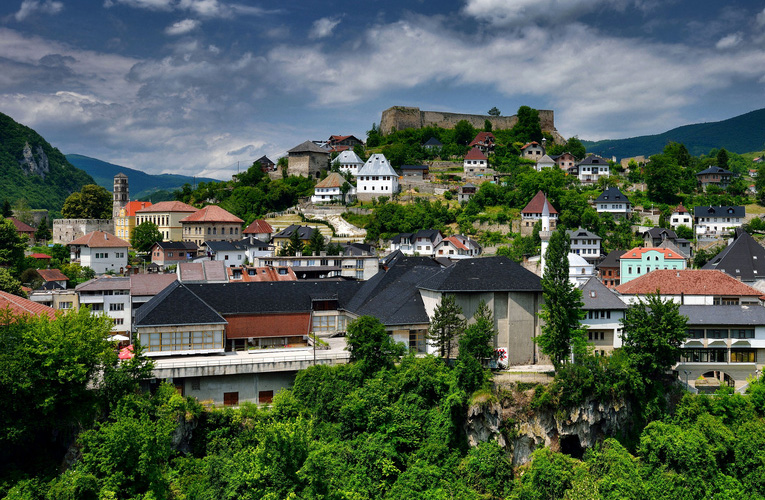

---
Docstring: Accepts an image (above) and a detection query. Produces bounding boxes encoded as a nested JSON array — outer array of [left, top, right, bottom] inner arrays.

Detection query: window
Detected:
[[113, 318, 124, 325], [59, 301, 73, 309], [223, 392, 239, 406], [259, 390, 274, 404], [109, 303, 125, 311], [731, 350, 756, 363], [733, 329, 755, 339]]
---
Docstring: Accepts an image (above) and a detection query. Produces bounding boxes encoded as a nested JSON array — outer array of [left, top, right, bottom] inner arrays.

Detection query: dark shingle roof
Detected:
[[644, 227, 677, 239], [703, 229, 765, 281], [697, 166, 733, 176], [418, 256, 542, 292], [288, 140, 329, 154], [579, 277, 627, 310], [423, 137, 443, 147], [595, 187, 630, 204], [680, 304, 765, 326], [273, 225, 315, 240], [598, 250, 626, 269], [693, 205, 745, 218], [578, 155, 608, 165], [155, 241, 198, 251], [134, 281, 227, 327], [567, 228, 601, 241]]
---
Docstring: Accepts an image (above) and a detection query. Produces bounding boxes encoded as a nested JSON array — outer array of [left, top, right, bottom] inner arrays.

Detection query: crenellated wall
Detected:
[[380, 106, 557, 136]]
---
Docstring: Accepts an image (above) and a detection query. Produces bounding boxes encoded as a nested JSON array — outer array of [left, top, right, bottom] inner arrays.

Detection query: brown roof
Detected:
[[469, 132, 495, 146], [440, 236, 468, 251], [225, 312, 310, 339], [674, 204, 688, 214], [37, 269, 69, 282], [0, 290, 57, 321], [130, 274, 177, 296], [9, 217, 34, 233], [227, 266, 297, 282], [243, 219, 273, 235], [615, 270, 763, 296], [30, 253, 51, 259], [620, 247, 685, 261], [315, 172, 346, 189], [464, 147, 488, 161], [180, 205, 244, 223], [135, 201, 197, 213], [522, 191, 558, 215], [68, 231, 130, 248]]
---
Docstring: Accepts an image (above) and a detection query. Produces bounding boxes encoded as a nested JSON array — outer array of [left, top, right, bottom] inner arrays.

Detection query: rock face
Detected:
[[466, 396, 632, 467], [19, 142, 50, 178]]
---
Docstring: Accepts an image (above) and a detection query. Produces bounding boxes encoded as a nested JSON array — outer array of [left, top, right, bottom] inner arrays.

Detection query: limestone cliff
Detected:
[[20, 142, 50, 179]]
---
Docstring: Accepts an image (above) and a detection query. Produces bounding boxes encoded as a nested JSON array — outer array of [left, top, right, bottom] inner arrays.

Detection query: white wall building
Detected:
[[577, 155, 610, 184], [357, 154, 399, 201], [68, 231, 129, 275], [694, 206, 744, 237], [332, 150, 364, 176]]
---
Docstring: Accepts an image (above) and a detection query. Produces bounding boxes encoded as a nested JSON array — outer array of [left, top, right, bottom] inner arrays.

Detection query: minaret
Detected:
[[539, 193, 552, 276], [113, 173, 128, 219]]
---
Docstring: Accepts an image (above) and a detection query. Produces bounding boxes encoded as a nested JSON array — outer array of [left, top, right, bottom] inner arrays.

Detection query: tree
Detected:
[[512, 106, 543, 144], [459, 300, 497, 363], [345, 315, 405, 377], [454, 120, 475, 145], [675, 224, 694, 240], [620, 293, 688, 381], [645, 154, 682, 204], [487, 107, 501, 116], [282, 228, 304, 256], [716, 148, 729, 170], [61, 184, 112, 219], [0, 217, 27, 272], [484, 119, 492, 132], [0, 268, 25, 297], [130, 221, 163, 253], [34, 216, 51, 243], [427, 294, 466, 360], [305, 228, 326, 256], [536, 230, 586, 368], [1, 199, 12, 217]]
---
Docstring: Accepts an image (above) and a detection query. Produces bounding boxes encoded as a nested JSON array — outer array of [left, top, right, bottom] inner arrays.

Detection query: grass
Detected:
[[746, 203, 765, 215]]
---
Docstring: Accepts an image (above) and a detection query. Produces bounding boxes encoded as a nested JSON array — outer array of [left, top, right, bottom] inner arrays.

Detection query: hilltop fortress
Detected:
[[380, 106, 560, 138]]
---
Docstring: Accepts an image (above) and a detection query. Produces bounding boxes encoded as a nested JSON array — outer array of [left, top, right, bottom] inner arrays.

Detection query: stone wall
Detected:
[[380, 106, 557, 136], [53, 218, 114, 245]]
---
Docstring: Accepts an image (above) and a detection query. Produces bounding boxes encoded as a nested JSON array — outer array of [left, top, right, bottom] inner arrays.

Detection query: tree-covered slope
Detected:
[[0, 112, 94, 213], [583, 108, 765, 158], [66, 154, 220, 201]]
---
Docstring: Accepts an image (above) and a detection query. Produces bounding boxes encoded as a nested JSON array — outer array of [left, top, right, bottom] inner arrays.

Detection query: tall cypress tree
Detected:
[[536, 230, 586, 369]]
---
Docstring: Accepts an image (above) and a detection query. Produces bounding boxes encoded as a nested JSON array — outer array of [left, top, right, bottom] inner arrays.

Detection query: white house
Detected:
[[669, 204, 693, 231], [76, 276, 132, 334], [68, 231, 130, 275], [594, 187, 631, 218], [389, 229, 443, 257], [579, 277, 628, 355], [433, 235, 482, 260], [694, 206, 745, 237], [311, 172, 353, 204], [535, 154, 556, 171], [520, 140, 545, 160], [577, 155, 610, 184], [357, 154, 399, 201], [332, 150, 364, 176], [567, 228, 601, 263], [568, 253, 595, 285], [463, 147, 489, 175]]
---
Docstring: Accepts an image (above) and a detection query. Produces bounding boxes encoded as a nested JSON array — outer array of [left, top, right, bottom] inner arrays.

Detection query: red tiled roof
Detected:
[[521, 191, 558, 215], [180, 205, 244, 223], [620, 247, 685, 260], [615, 270, 763, 296], [30, 253, 51, 259], [135, 201, 197, 213], [9, 217, 34, 233], [440, 236, 469, 251], [130, 274, 177, 296], [464, 147, 488, 160], [243, 219, 274, 234], [674, 204, 688, 214], [37, 269, 69, 282], [69, 231, 130, 248], [123, 200, 153, 216], [0, 290, 56, 321], [521, 141, 540, 150], [469, 132, 495, 146]]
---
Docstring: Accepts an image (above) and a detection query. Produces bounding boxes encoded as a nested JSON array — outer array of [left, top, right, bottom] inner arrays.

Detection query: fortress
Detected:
[[380, 106, 559, 137]]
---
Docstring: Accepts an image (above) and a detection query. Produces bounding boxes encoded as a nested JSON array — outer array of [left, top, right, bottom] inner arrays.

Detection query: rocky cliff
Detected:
[[466, 391, 633, 467]]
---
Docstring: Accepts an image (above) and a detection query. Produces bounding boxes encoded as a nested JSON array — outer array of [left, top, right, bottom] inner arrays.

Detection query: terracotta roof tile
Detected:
[[674, 204, 688, 214], [30, 253, 52, 259], [521, 191, 558, 215], [135, 201, 197, 213], [68, 231, 130, 248], [465, 147, 488, 160], [180, 205, 244, 223], [243, 219, 273, 234], [0, 290, 56, 320], [620, 247, 685, 260], [8, 217, 34, 232], [37, 269, 69, 282], [123, 200, 153, 216], [615, 270, 762, 296]]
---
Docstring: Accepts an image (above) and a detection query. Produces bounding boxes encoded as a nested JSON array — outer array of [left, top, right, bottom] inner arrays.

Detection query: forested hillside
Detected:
[[66, 154, 220, 202], [0, 112, 94, 213], [583, 107, 765, 158]]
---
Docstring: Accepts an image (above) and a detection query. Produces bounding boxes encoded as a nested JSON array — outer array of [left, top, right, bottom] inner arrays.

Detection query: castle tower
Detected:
[[113, 173, 128, 219]]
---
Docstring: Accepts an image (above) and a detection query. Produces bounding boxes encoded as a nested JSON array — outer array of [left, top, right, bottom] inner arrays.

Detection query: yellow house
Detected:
[[115, 201, 152, 244], [135, 201, 198, 242]]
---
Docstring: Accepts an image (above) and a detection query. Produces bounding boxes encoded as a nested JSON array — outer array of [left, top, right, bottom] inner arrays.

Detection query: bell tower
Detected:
[[113, 173, 128, 219]]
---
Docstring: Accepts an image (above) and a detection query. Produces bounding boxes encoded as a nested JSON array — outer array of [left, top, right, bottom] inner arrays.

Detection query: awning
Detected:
[[108, 334, 129, 342]]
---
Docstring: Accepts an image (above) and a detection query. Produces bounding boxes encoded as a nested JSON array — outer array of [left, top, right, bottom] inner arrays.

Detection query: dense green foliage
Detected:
[[61, 184, 113, 219], [174, 162, 315, 226], [0, 112, 94, 214], [66, 154, 219, 201], [426, 294, 466, 359], [130, 221, 163, 253], [582, 107, 765, 157]]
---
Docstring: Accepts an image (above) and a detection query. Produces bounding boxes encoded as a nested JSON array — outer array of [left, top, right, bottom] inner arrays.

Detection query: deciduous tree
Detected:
[[131, 221, 163, 253], [345, 315, 405, 377], [61, 184, 112, 219]]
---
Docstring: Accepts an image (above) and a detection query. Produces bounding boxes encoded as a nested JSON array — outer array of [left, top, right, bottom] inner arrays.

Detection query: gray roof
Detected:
[[155, 241, 198, 251], [644, 227, 677, 240], [597, 250, 626, 269], [657, 239, 690, 259], [703, 229, 765, 281], [134, 281, 227, 327], [358, 154, 398, 176], [333, 150, 363, 164], [75, 276, 130, 292], [578, 155, 609, 165], [204, 240, 245, 252], [418, 256, 542, 293], [579, 277, 627, 310], [693, 205, 745, 218], [423, 137, 443, 147], [288, 140, 329, 155], [567, 228, 601, 241], [680, 304, 765, 326], [697, 166, 733, 176], [595, 187, 630, 204]]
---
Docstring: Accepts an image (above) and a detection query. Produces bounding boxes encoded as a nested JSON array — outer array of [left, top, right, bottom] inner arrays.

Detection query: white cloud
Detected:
[[103, 0, 173, 10], [165, 18, 200, 35], [716, 33, 742, 49], [462, 0, 648, 26], [104, 0, 279, 18], [309, 16, 342, 39], [14, 0, 64, 21], [757, 7, 765, 28]]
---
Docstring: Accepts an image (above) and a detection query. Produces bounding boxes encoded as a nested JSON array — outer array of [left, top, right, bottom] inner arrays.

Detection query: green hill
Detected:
[[582, 108, 765, 158], [66, 154, 220, 201], [0, 112, 94, 214]]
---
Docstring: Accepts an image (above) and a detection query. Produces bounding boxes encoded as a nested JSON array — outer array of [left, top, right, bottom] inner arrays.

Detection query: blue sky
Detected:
[[1, 0, 764, 179]]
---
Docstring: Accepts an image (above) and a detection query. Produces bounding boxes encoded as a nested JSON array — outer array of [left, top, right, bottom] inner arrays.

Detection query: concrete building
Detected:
[[77, 276, 132, 334], [242, 219, 273, 242], [697, 166, 733, 190], [181, 205, 244, 247], [135, 201, 197, 242], [388, 229, 443, 257], [53, 218, 114, 245], [567, 228, 601, 263], [458, 183, 477, 203], [356, 154, 399, 201], [520, 141, 545, 160], [535, 154, 556, 171], [115, 200, 152, 243], [287, 140, 330, 179], [464, 147, 489, 175], [149, 241, 199, 269], [311, 172, 353, 204], [597, 250, 624, 289], [68, 231, 129, 274], [256, 252, 379, 281], [577, 155, 610, 184], [670, 204, 693, 230], [433, 235, 482, 260]]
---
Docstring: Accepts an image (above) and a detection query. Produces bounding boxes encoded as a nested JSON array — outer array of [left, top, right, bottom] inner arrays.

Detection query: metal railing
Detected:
[[153, 351, 350, 369]]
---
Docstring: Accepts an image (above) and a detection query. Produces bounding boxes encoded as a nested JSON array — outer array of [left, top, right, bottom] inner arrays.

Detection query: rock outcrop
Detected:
[[19, 142, 50, 178]]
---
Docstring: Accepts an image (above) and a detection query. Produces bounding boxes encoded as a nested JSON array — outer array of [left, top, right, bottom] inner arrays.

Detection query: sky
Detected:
[[1, 0, 765, 180]]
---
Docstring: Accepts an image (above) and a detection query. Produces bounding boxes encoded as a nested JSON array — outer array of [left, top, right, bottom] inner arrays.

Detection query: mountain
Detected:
[[66, 154, 220, 201], [0, 112, 95, 213], [582, 108, 765, 159]]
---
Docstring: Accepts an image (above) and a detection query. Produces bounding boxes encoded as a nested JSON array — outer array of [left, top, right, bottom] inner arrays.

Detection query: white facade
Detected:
[[357, 154, 399, 199], [581, 310, 625, 354], [311, 185, 344, 203], [670, 210, 693, 230], [77, 280, 131, 334], [72, 246, 128, 275], [578, 156, 611, 184], [695, 216, 743, 236], [535, 154, 556, 171], [567, 228, 601, 262], [333, 151, 364, 177]]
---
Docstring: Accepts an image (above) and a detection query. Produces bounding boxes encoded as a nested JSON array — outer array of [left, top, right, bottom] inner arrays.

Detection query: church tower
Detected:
[[113, 173, 128, 219]]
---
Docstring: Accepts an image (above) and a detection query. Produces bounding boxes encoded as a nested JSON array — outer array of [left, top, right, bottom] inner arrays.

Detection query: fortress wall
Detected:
[[380, 106, 556, 136]]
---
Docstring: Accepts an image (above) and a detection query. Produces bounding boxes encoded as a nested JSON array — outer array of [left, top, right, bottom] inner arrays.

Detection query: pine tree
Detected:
[[306, 228, 325, 256], [34, 217, 51, 243], [427, 294, 466, 360], [536, 230, 586, 369], [284, 228, 304, 256]]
